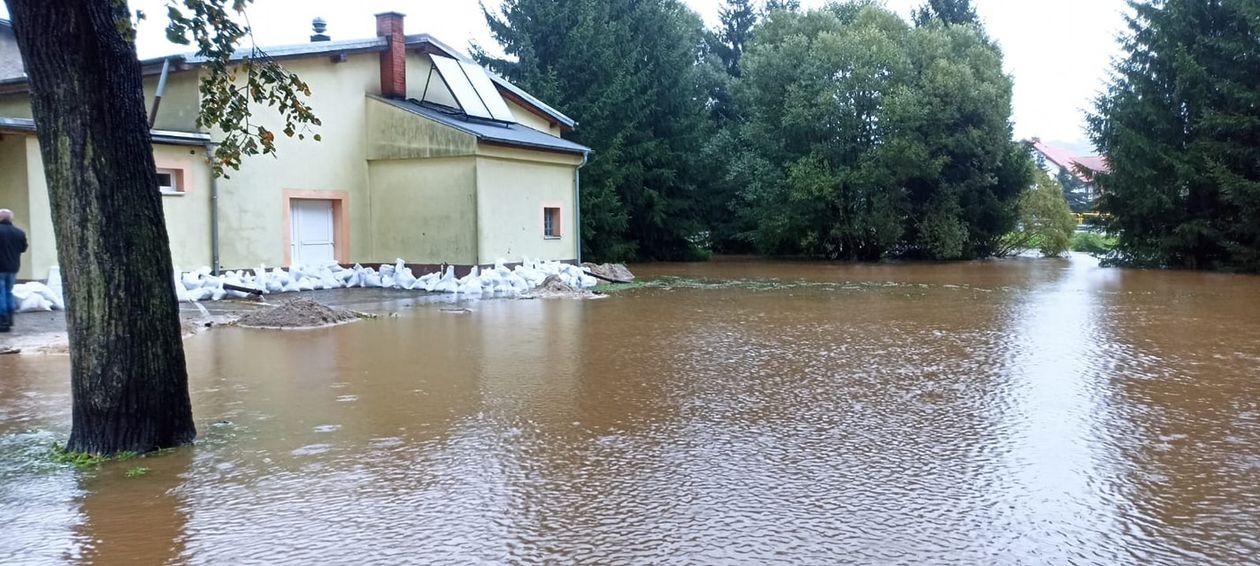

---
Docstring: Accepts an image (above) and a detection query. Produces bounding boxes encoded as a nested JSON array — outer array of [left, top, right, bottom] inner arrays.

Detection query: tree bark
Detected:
[[5, 0, 196, 454]]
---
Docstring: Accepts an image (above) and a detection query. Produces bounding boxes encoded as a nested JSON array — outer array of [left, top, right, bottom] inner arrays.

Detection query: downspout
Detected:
[[148, 58, 171, 128], [204, 142, 221, 275], [574, 150, 589, 264]]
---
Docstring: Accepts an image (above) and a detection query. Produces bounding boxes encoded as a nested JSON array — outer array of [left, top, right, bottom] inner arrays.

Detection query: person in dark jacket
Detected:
[[0, 208, 29, 332]]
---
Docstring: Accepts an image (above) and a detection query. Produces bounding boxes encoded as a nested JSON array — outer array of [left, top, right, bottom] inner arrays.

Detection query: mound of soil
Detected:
[[520, 275, 593, 299], [236, 298, 359, 329]]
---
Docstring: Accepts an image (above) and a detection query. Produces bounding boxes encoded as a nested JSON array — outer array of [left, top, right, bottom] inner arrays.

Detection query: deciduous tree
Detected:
[[5, 0, 318, 454]]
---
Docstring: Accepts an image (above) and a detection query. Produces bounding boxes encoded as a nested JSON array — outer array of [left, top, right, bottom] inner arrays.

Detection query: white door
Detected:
[[291, 199, 336, 267]]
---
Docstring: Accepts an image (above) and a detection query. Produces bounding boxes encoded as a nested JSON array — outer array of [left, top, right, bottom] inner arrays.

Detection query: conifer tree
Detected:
[[1089, 0, 1260, 270], [912, 0, 979, 27]]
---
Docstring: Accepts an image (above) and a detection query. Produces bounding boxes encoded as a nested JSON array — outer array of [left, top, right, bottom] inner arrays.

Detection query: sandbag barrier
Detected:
[[173, 258, 599, 303], [7, 259, 601, 312]]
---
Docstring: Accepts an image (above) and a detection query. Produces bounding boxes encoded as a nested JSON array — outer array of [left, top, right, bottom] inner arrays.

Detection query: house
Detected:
[[0, 18, 23, 80], [1028, 138, 1108, 209], [0, 12, 589, 281]]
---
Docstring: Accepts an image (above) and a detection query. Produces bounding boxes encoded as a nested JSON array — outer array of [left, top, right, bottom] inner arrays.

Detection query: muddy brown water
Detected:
[[1, 255, 1258, 564]]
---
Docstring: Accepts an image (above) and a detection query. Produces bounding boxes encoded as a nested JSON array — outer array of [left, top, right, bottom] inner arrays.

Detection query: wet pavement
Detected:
[[0, 254, 1258, 564]]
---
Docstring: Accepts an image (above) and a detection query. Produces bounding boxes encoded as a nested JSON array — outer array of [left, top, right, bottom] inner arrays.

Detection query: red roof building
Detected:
[[1029, 138, 1109, 183]]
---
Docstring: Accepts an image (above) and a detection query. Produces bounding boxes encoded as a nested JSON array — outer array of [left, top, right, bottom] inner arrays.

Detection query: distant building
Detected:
[[0, 19, 24, 80], [1028, 138, 1108, 211], [1028, 137, 1108, 205], [0, 12, 589, 281]]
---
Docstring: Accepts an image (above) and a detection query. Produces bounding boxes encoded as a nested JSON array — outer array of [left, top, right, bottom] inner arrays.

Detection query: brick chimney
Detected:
[[375, 12, 406, 99]]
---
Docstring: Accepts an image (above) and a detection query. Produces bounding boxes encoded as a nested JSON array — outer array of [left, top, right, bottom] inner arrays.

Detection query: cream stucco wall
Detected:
[[365, 96, 477, 160], [504, 99, 560, 136], [0, 67, 200, 125], [474, 148, 579, 264], [22, 136, 53, 280], [368, 156, 478, 265], [143, 70, 202, 132], [0, 133, 211, 279], [154, 144, 213, 270], [0, 133, 30, 278], [0, 90, 31, 118], [212, 53, 380, 270]]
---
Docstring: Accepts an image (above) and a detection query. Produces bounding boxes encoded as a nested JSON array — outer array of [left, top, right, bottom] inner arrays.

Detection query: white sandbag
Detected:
[[396, 269, 416, 290], [46, 266, 63, 295], [271, 267, 292, 286], [173, 269, 190, 302], [185, 287, 212, 302], [456, 276, 483, 295], [254, 266, 270, 295], [210, 287, 227, 301], [31, 282, 64, 309], [18, 293, 52, 312]]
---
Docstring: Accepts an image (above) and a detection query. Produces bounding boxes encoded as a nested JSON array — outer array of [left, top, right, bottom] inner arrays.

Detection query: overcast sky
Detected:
[[1, 0, 1129, 154]]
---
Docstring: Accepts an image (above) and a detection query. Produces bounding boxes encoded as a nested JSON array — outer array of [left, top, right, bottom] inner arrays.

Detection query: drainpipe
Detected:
[[148, 58, 171, 128], [204, 142, 221, 275], [574, 150, 589, 264]]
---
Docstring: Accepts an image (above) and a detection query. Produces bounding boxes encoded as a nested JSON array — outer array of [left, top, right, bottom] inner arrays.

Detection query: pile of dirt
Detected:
[[236, 298, 360, 329], [582, 262, 636, 282], [519, 275, 594, 299]]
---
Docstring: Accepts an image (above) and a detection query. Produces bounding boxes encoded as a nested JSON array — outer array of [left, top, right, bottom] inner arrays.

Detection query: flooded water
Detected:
[[1, 255, 1258, 564]]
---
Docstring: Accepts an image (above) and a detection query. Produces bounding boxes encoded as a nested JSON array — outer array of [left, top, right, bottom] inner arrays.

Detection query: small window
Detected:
[[543, 207, 561, 239], [157, 168, 183, 194]]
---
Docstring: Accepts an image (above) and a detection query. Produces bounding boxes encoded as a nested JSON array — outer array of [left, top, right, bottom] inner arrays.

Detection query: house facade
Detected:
[[0, 12, 588, 281]]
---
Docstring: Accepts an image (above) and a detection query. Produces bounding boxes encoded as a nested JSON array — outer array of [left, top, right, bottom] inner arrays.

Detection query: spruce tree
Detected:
[[1089, 0, 1260, 270], [482, 0, 712, 261], [912, 0, 979, 27]]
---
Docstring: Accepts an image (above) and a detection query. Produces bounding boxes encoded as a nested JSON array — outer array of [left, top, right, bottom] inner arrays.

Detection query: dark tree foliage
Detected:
[[764, 0, 801, 12], [729, 2, 1028, 260], [1088, 0, 1260, 271], [481, 0, 712, 261], [698, 0, 764, 253], [912, 0, 979, 27], [1055, 169, 1095, 213], [708, 0, 758, 80]]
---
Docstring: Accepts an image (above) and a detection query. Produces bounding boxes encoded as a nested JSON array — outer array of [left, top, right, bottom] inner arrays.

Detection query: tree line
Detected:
[[485, 0, 1259, 271], [482, 0, 1069, 262]]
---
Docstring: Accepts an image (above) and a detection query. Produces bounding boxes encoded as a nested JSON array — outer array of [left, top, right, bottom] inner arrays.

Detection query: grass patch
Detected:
[[592, 280, 647, 294], [124, 466, 151, 478], [1071, 231, 1117, 254], [48, 443, 169, 471]]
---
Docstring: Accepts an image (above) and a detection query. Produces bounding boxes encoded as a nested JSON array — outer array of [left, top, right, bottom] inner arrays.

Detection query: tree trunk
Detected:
[[5, 0, 196, 454]]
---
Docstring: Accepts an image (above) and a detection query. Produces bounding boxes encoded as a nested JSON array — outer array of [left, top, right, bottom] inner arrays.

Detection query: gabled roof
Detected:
[[0, 30, 577, 131], [373, 95, 588, 156], [1029, 138, 1109, 182], [0, 116, 210, 146]]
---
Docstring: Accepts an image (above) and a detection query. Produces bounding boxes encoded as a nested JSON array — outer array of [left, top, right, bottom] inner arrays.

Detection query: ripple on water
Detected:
[[0, 258, 1258, 564]]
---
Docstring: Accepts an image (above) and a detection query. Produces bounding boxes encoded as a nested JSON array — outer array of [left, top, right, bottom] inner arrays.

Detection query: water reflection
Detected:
[[0, 255, 1257, 564]]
